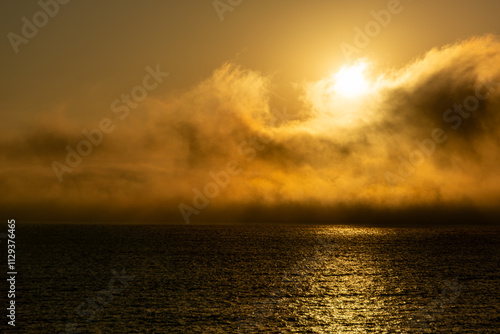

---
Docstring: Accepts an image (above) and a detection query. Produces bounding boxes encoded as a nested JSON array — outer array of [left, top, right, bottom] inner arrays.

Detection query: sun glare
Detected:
[[332, 62, 370, 97]]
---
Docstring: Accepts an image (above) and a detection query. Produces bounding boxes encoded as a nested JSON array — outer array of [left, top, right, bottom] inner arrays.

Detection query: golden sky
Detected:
[[1, 0, 500, 224]]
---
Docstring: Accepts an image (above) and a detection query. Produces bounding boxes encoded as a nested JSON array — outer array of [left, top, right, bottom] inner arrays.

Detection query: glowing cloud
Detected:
[[332, 62, 371, 97], [1, 36, 500, 223]]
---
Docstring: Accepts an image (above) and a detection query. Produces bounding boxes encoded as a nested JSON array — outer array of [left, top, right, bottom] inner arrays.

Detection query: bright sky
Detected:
[[2, 0, 500, 223], [1, 0, 500, 128]]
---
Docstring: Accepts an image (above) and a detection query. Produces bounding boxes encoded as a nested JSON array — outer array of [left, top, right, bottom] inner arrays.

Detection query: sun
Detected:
[[332, 62, 370, 97]]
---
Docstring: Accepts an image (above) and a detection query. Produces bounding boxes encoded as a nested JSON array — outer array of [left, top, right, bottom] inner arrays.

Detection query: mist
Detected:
[[2, 35, 500, 224]]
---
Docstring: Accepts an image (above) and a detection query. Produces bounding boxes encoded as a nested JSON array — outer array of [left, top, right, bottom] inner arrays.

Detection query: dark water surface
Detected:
[[12, 225, 500, 333]]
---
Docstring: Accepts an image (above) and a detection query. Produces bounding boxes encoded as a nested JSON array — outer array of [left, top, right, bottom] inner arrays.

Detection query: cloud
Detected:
[[2, 35, 500, 224]]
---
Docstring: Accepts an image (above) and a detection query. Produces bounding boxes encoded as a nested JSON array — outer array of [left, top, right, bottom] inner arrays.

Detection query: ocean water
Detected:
[[12, 225, 499, 333]]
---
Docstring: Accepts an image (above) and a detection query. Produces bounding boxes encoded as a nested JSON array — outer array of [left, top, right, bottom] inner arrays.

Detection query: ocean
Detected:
[[12, 225, 499, 333]]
